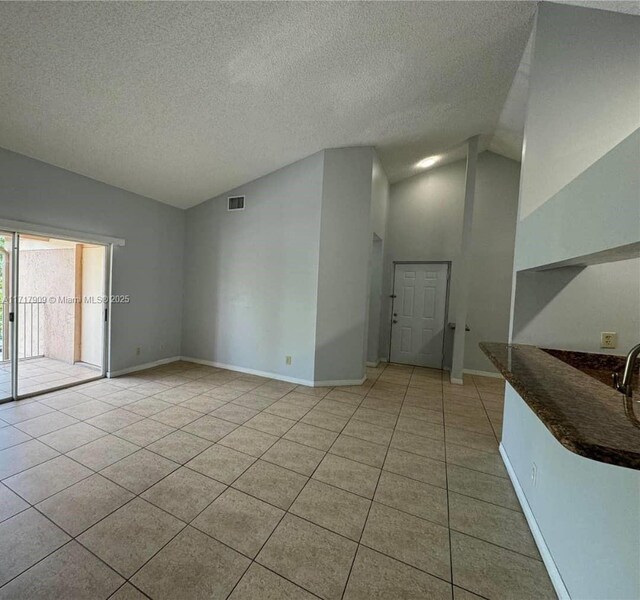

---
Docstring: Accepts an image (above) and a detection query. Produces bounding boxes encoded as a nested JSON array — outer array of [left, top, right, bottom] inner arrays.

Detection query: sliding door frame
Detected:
[[10, 233, 18, 400], [0, 219, 123, 403], [103, 243, 113, 378]]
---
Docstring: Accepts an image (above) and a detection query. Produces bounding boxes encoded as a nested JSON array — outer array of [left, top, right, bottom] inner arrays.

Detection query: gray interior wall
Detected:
[[382, 159, 464, 366], [467, 152, 520, 371], [181, 152, 324, 383], [502, 384, 640, 600], [367, 236, 384, 364], [512, 258, 640, 355], [515, 3, 640, 270], [511, 3, 640, 352], [505, 8, 640, 595], [0, 147, 185, 373], [382, 151, 520, 372], [314, 147, 374, 382], [370, 154, 389, 241], [519, 3, 639, 220], [366, 154, 389, 365]]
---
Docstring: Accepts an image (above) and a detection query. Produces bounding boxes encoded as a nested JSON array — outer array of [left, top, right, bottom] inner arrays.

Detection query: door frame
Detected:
[[387, 261, 451, 369], [0, 226, 116, 403]]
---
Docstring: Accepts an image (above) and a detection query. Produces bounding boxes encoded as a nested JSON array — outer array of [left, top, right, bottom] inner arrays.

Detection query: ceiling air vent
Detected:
[[228, 195, 245, 211]]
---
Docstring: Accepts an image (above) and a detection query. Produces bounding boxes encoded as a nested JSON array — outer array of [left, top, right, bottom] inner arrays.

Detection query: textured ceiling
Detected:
[[0, 1, 539, 208], [552, 0, 640, 15]]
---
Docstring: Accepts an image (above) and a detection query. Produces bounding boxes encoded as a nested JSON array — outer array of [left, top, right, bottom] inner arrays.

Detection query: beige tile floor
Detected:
[[0, 360, 557, 599], [0, 357, 101, 399]]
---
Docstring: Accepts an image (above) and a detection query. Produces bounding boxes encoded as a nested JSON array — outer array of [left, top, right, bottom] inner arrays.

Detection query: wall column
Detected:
[[450, 136, 479, 383]]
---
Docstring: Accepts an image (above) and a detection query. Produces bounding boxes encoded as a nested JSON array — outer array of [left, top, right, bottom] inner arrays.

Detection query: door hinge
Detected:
[[8, 312, 14, 323], [104, 308, 108, 323], [389, 294, 397, 299]]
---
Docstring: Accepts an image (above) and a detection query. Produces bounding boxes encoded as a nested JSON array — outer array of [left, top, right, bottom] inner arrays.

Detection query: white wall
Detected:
[[467, 152, 520, 372], [314, 147, 374, 383], [181, 152, 325, 383], [2, 144, 379, 385], [519, 3, 639, 220], [502, 384, 640, 599], [383, 151, 520, 373], [0, 148, 185, 373], [383, 159, 464, 367], [183, 147, 376, 385], [370, 154, 389, 242], [367, 236, 383, 364], [510, 3, 640, 351], [503, 7, 640, 597], [514, 4, 640, 271], [366, 154, 389, 365], [512, 258, 640, 356]]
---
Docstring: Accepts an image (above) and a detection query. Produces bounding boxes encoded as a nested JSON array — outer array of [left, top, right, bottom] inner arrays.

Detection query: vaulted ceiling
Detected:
[[2, 2, 636, 208], [0, 1, 544, 207]]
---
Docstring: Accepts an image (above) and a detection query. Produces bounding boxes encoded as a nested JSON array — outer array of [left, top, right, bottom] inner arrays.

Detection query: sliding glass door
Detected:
[[0, 230, 110, 403]]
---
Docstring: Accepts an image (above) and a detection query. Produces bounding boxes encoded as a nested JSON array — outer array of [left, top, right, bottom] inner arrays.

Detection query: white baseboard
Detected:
[[463, 368, 503, 379], [107, 356, 181, 378], [449, 376, 464, 385], [181, 356, 314, 385], [110, 355, 366, 388], [499, 444, 570, 600], [315, 377, 367, 387], [366, 360, 380, 368], [180, 356, 366, 388]]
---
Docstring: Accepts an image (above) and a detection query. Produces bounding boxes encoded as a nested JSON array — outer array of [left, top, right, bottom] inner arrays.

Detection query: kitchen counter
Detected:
[[480, 342, 640, 470]]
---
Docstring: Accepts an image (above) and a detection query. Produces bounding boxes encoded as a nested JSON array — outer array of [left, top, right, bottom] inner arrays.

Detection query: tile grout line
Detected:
[[442, 375, 455, 590], [338, 364, 401, 600], [4, 435, 532, 594], [224, 367, 395, 599], [2, 377, 502, 512], [3, 368, 504, 520], [1, 362, 519, 598], [222, 379, 368, 600], [72, 374, 344, 597]]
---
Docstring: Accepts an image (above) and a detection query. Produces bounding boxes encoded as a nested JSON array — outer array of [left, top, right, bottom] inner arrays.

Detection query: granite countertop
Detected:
[[541, 347, 639, 390], [480, 342, 640, 470]]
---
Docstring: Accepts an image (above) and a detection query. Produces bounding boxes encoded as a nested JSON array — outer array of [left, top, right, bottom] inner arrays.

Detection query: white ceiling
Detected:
[[552, 1, 640, 15], [0, 1, 542, 208]]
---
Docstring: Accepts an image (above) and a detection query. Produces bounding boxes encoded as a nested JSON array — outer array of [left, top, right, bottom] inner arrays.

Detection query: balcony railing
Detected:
[[0, 300, 45, 361]]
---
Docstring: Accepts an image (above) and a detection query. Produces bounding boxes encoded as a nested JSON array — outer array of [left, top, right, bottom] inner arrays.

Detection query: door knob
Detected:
[[393, 319, 398, 324]]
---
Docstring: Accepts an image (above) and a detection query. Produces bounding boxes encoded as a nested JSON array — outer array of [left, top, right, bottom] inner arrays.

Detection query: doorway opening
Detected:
[[0, 232, 108, 401], [388, 261, 450, 368]]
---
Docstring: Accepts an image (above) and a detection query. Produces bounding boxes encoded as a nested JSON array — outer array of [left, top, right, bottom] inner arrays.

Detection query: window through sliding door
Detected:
[[0, 228, 110, 403]]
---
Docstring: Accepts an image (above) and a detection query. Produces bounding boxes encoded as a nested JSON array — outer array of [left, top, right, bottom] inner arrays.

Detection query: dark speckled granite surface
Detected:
[[541, 348, 639, 390], [480, 342, 640, 470]]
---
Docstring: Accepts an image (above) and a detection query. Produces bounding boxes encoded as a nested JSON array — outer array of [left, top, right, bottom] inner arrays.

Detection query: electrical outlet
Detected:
[[601, 332, 617, 349], [136, 346, 141, 356], [285, 356, 292, 365]]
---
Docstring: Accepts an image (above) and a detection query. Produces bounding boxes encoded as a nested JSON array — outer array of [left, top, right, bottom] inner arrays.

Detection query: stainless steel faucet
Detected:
[[613, 343, 640, 398]]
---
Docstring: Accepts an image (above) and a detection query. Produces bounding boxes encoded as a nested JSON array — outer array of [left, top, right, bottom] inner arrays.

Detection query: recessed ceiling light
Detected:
[[416, 155, 440, 169]]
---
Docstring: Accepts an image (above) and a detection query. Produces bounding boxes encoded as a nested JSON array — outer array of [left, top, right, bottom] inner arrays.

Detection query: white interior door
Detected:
[[390, 263, 448, 368]]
